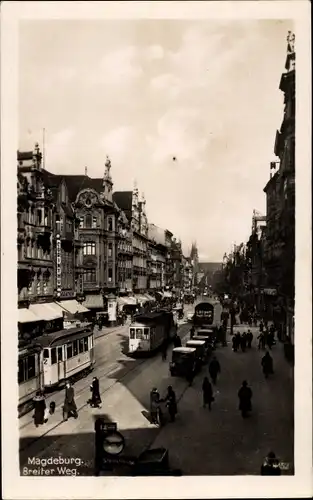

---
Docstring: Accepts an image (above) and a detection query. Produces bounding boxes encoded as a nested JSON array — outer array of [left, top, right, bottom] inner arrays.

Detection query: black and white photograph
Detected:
[[1, 1, 311, 499]]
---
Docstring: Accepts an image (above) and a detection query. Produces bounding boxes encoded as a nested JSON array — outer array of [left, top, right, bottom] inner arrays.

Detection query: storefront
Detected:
[[28, 302, 64, 334], [18, 307, 44, 341], [56, 299, 90, 328]]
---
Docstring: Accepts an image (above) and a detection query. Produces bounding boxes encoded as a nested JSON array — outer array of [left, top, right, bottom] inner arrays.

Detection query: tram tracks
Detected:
[[19, 322, 191, 457], [19, 355, 147, 454]]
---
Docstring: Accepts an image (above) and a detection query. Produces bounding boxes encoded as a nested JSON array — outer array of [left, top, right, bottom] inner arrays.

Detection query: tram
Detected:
[[128, 311, 175, 356], [18, 324, 94, 416], [18, 343, 43, 415]]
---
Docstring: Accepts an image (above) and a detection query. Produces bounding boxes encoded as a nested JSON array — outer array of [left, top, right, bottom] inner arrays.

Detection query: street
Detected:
[[19, 314, 294, 476]]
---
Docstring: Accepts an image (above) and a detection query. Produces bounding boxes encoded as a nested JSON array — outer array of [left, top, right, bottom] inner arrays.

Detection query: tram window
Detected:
[[136, 328, 143, 339], [73, 340, 78, 357], [144, 328, 149, 338], [28, 355, 36, 379], [57, 347, 63, 362], [18, 359, 25, 383], [79, 338, 84, 353], [83, 337, 89, 352], [66, 343, 73, 359], [130, 328, 135, 339], [51, 348, 57, 365], [43, 349, 50, 359]]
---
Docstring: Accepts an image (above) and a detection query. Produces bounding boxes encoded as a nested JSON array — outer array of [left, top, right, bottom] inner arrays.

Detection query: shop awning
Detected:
[[82, 294, 104, 309], [143, 294, 156, 302], [56, 300, 89, 315], [18, 308, 40, 324], [29, 303, 64, 321], [135, 294, 149, 304], [118, 296, 137, 307]]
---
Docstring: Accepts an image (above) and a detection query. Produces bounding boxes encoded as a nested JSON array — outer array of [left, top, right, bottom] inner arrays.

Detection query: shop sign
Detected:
[[56, 234, 61, 297], [263, 288, 277, 296]]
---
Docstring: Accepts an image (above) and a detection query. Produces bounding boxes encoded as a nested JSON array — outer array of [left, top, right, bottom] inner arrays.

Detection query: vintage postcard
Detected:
[[1, 1, 311, 498]]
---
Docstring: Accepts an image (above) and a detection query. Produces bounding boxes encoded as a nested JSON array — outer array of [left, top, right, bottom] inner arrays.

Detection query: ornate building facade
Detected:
[[263, 31, 295, 341], [66, 157, 119, 318], [113, 186, 148, 294], [17, 145, 63, 338]]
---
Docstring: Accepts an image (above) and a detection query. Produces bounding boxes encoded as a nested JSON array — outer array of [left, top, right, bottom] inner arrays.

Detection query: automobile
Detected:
[[169, 347, 197, 377]]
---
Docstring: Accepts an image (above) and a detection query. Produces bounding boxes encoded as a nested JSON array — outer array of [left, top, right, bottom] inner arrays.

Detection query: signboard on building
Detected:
[[56, 234, 61, 297], [263, 288, 277, 296]]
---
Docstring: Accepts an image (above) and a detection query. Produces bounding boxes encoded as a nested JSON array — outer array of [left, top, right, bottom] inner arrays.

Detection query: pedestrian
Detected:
[[89, 376, 102, 408], [173, 334, 182, 348], [259, 321, 264, 333], [209, 356, 221, 385], [246, 330, 253, 348], [236, 332, 241, 350], [165, 386, 177, 422], [63, 381, 78, 421], [240, 333, 247, 352], [186, 364, 195, 386], [261, 351, 274, 378], [238, 381, 252, 418], [232, 335, 238, 352], [202, 376, 214, 410], [261, 452, 281, 475], [190, 326, 195, 339], [267, 331, 275, 349], [161, 340, 168, 361], [33, 391, 46, 427], [257, 332, 265, 350]]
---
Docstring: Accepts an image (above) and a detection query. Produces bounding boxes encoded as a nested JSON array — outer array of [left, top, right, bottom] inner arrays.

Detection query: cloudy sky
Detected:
[[19, 19, 292, 261]]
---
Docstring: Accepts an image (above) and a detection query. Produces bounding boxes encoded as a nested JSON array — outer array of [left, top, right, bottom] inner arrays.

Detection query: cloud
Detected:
[[87, 46, 143, 86], [149, 108, 208, 165], [146, 44, 164, 60], [45, 128, 76, 166], [100, 125, 135, 164]]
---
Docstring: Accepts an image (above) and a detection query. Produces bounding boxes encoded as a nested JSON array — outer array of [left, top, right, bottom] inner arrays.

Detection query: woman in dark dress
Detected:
[[33, 391, 46, 427]]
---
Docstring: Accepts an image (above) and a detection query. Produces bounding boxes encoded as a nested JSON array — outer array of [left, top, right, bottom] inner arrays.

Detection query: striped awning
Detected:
[[82, 294, 104, 309], [117, 296, 137, 308], [29, 303, 64, 321], [143, 294, 156, 302], [18, 308, 40, 324], [57, 300, 89, 315], [135, 294, 149, 304]]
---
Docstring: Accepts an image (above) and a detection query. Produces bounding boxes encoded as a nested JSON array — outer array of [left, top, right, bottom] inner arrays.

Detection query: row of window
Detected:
[[79, 215, 114, 231], [18, 354, 37, 383], [43, 335, 93, 364], [82, 269, 114, 282]]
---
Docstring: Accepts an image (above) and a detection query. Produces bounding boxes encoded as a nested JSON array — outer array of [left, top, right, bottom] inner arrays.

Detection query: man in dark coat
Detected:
[[209, 356, 221, 385], [89, 376, 102, 408], [261, 452, 281, 475], [202, 376, 214, 410], [261, 351, 274, 378], [246, 330, 253, 348], [63, 381, 78, 421], [240, 333, 247, 352], [165, 386, 177, 422], [161, 340, 168, 361], [238, 381, 252, 417]]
